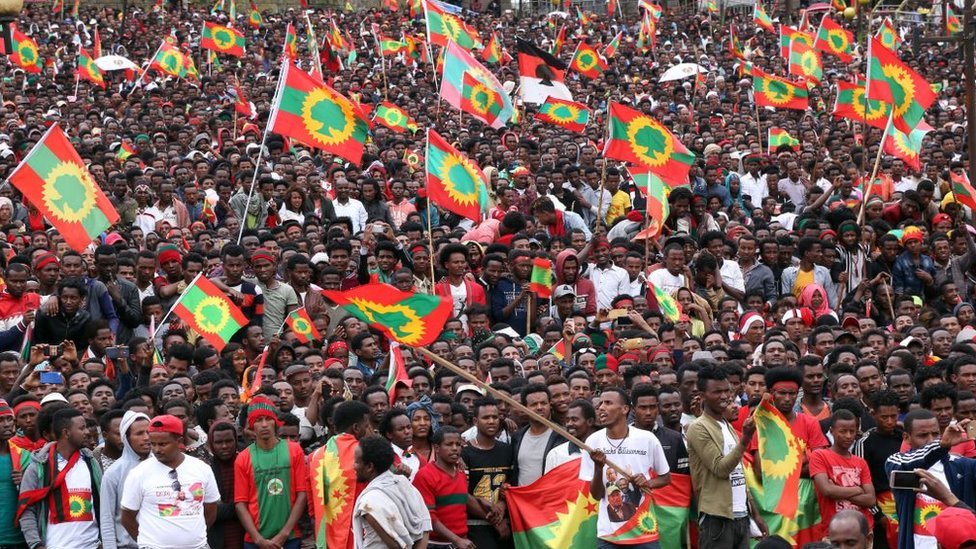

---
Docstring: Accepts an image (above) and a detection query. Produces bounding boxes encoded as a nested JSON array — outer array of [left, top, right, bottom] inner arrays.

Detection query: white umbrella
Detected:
[[659, 62, 707, 82], [94, 55, 139, 71]]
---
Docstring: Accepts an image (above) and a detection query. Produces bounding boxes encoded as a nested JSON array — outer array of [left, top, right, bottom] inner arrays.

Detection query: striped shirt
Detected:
[[412, 461, 468, 541]]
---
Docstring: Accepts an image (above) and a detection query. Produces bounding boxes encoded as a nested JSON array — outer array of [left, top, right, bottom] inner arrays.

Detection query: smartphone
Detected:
[[39, 372, 63, 385], [105, 346, 129, 360], [890, 470, 921, 490], [966, 421, 976, 441], [42, 344, 62, 357], [623, 338, 645, 350], [608, 308, 628, 320]]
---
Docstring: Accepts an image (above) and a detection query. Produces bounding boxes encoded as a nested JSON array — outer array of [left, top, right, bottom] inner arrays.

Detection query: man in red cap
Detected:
[[234, 395, 308, 549], [120, 414, 220, 549]]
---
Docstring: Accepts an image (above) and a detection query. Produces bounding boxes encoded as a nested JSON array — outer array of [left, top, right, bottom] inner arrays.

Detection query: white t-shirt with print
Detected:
[[44, 453, 100, 549], [579, 427, 670, 539], [722, 421, 748, 516], [120, 454, 220, 549]]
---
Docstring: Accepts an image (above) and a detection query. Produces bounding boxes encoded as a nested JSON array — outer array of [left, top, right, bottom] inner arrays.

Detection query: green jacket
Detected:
[[686, 414, 750, 520]]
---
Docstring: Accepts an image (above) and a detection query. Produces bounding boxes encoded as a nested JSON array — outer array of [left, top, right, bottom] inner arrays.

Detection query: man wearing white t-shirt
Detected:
[[580, 388, 671, 549], [120, 414, 220, 549]]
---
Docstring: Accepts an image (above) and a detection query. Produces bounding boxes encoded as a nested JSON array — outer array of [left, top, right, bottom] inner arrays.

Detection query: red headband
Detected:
[[251, 249, 275, 264], [32, 254, 59, 271], [771, 381, 800, 391], [14, 401, 40, 415]]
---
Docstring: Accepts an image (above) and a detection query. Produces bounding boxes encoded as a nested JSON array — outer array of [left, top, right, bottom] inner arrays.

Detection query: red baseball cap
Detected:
[[929, 507, 976, 547], [148, 415, 184, 437]]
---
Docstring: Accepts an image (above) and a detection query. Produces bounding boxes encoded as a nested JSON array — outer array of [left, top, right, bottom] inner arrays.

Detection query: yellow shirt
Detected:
[[605, 190, 632, 225], [793, 268, 814, 298]]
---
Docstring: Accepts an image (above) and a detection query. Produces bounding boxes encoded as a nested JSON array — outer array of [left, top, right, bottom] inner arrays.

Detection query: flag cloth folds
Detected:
[[788, 39, 822, 84], [440, 41, 513, 129], [768, 127, 800, 152], [604, 102, 695, 185], [269, 62, 369, 165], [646, 281, 680, 322], [10, 27, 42, 73], [951, 170, 976, 211], [248, 1, 262, 28], [425, 128, 490, 221], [866, 37, 936, 134], [284, 23, 298, 59], [754, 3, 775, 33], [322, 282, 453, 347], [551, 24, 566, 56], [285, 307, 321, 344], [424, 0, 481, 49], [482, 32, 503, 63], [378, 36, 407, 56], [93, 27, 103, 58], [517, 38, 573, 105], [201, 22, 246, 57], [630, 168, 670, 240], [753, 68, 809, 111], [233, 85, 255, 118], [875, 17, 901, 50], [529, 258, 553, 298], [149, 41, 188, 78], [883, 122, 931, 172], [754, 394, 803, 518], [652, 472, 692, 549], [747, 466, 822, 546], [947, 6, 962, 35], [832, 79, 890, 130], [507, 459, 598, 549], [7, 124, 120, 253], [77, 48, 105, 88], [814, 16, 853, 62], [779, 25, 814, 59], [384, 342, 412, 405], [309, 432, 358, 549], [173, 275, 249, 352], [537, 97, 590, 133], [116, 142, 136, 162], [373, 102, 417, 133], [604, 31, 622, 58], [569, 42, 608, 80]]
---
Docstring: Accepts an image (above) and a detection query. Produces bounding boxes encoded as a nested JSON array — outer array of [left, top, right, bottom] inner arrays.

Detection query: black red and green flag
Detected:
[[604, 31, 622, 58], [753, 67, 809, 111], [875, 17, 901, 50], [754, 393, 803, 517], [10, 27, 42, 74], [424, 0, 481, 49], [569, 42, 608, 80], [866, 36, 935, 134], [833, 79, 889, 130], [788, 38, 822, 84], [285, 307, 321, 344], [201, 22, 246, 57], [269, 62, 369, 166], [7, 124, 120, 253], [768, 127, 800, 152], [629, 168, 670, 241], [373, 102, 418, 134], [248, 0, 262, 28], [284, 22, 298, 59], [529, 258, 553, 298], [754, 3, 775, 33], [779, 25, 813, 59], [172, 275, 248, 352], [149, 41, 188, 78], [426, 128, 491, 221], [507, 459, 598, 548], [604, 102, 695, 185], [309, 432, 357, 549], [322, 283, 453, 347], [460, 72, 504, 127], [951, 170, 976, 211], [384, 342, 412, 405], [537, 96, 590, 133], [814, 16, 853, 62], [77, 48, 105, 88]]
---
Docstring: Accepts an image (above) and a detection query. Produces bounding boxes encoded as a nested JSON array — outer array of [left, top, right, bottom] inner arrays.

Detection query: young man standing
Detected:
[[810, 410, 876, 537], [0, 399, 28, 548], [234, 396, 309, 549], [208, 421, 243, 549], [250, 249, 299, 341], [545, 399, 596, 472], [18, 408, 102, 549], [461, 398, 513, 549], [581, 388, 671, 549], [413, 426, 476, 549], [120, 414, 220, 549], [100, 410, 151, 549], [853, 390, 903, 549]]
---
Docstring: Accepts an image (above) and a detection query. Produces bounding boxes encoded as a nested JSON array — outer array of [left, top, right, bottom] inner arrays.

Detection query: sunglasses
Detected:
[[169, 468, 184, 499]]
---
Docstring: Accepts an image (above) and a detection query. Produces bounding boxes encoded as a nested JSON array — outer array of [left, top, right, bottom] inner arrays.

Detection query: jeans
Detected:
[[244, 539, 301, 549], [698, 514, 750, 549], [597, 541, 660, 549]]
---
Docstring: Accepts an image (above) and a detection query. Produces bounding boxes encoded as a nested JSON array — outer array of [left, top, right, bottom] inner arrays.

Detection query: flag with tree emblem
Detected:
[[285, 307, 321, 344], [604, 102, 695, 185], [425, 128, 491, 221], [322, 282, 454, 347], [172, 274, 249, 352], [201, 22, 246, 57]]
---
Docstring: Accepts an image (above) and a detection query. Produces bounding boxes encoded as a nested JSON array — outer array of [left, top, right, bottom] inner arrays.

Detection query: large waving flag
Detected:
[[507, 460, 598, 548], [149, 41, 188, 78], [440, 41, 513, 129], [482, 31, 503, 63], [753, 68, 809, 111], [322, 282, 453, 347], [537, 96, 590, 133], [569, 42, 608, 80], [833, 79, 890, 130], [947, 6, 962, 35], [201, 22, 246, 57], [754, 394, 804, 517], [779, 25, 813, 59], [247, 0, 262, 28], [172, 275, 249, 352], [517, 38, 573, 105], [460, 73, 504, 127], [814, 16, 853, 62], [866, 36, 936, 134], [7, 124, 120, 253], [425, 128, 490, 221], [10, 27, 42, 73], [424, 0, 481, 49], [754, 3, 775, 33], [788, 39, 822, 84], [269, 62, 369, 165], [604, 102, 695, 185], [77, 48, 105, 88], [875, 17, 902, 50], [309, 433, 358, 549]]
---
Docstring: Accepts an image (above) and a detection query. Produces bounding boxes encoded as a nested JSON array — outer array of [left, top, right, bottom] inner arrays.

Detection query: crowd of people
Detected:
[[0, 0, 972, 548]]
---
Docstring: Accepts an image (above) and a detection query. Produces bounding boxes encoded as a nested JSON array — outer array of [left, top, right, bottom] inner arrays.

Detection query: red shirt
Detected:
[[233, 440, 309, 542], [412, 461, 468, 542], [0, 290, 39, 323], [809, 448, 874, 530]]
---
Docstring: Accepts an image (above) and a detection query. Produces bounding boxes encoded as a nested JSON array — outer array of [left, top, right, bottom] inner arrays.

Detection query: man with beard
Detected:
[[100, 410, 151, 549]]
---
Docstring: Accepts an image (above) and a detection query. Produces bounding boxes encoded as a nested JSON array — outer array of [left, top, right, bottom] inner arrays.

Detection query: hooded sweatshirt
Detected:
[[99, 411, 150, 549], [555, 249, 597, 318]]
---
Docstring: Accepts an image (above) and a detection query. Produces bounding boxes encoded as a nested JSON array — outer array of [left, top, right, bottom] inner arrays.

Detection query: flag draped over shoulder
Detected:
[[652, 472, 693, 549], [309, 432, 358, 549], [173, 275, 248, 352], [746, 467, 822, 546], [754, 395, 803, 517], [507, 459, 598, 549], [425, 128, 490, 221], [7, 124, 120, 253], [322, 282, 453, 347]]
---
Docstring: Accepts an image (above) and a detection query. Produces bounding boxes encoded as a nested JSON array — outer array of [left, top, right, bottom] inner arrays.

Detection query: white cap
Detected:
[[41, 393, 68, 405]]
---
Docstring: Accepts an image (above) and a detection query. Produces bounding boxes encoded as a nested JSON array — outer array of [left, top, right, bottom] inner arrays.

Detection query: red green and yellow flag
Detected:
[[529, 258, 553, 298], [753, 68, 809, 111], [322, 283, 453, 347], [551, 24, 566, 56], [604, 31, 622, 58], [233, 85, 254, 118], [482, 32, 503, 64], [630, 168, 670, 240], [149, 41, 188, 78], [284, 23, 298, 59], [247, 1, 262, 28], [883, 121, 931, 171], [569, 42, 607, 80], [789, 36, 823, 83], [285, 307, 321, 344], [7, 124, 120, 253], [439, 41, 513, 128], [576, 7, 592, 25], [747, 467, 822, 546], [604, 102, 695, 185], [182, 48, 199, 80], [947, 6, 962, 36], [93, 27, 103, 59], [309, 432, 358, 549], [833, 79, 889, 130], [77, 48, 105, 88], [951, 170, 976, 211], [814, 16, 853, 62], [378, 35, 407, 56], [769, 127, 800, 152], [547, 339, 568, 360], [875, 17, 902, 50], [269, 62, 369, 166], [779, 25, 814, 59], [426, 128, 490, 221], [647, 281, 681, 321], [116, 142, 136, 162], [754, 3, 775, 33], [10, 28, 42, 74], [754, 394, 804, 518], [201, 22, 246, 57], [385, 342, 412, 405], [639, 0, 663, 19], [537, 96, 590, 133], [508, 459, 598, 549], [424, 0, 481, 49], [706, 0, 718, 13], [652, 473, 693, 549], [403, 148, 424, 171], [373, 102, 418, 134], [460, 72, 504, 127], [866, 36, 935, 134], [172, 274, 249, 352]]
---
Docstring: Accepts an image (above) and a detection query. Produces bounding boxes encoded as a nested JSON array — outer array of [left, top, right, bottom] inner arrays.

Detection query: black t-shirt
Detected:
[[854, 426, 904, 493], [461, 441, 514, 509], [651, 425, 690, 475]]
